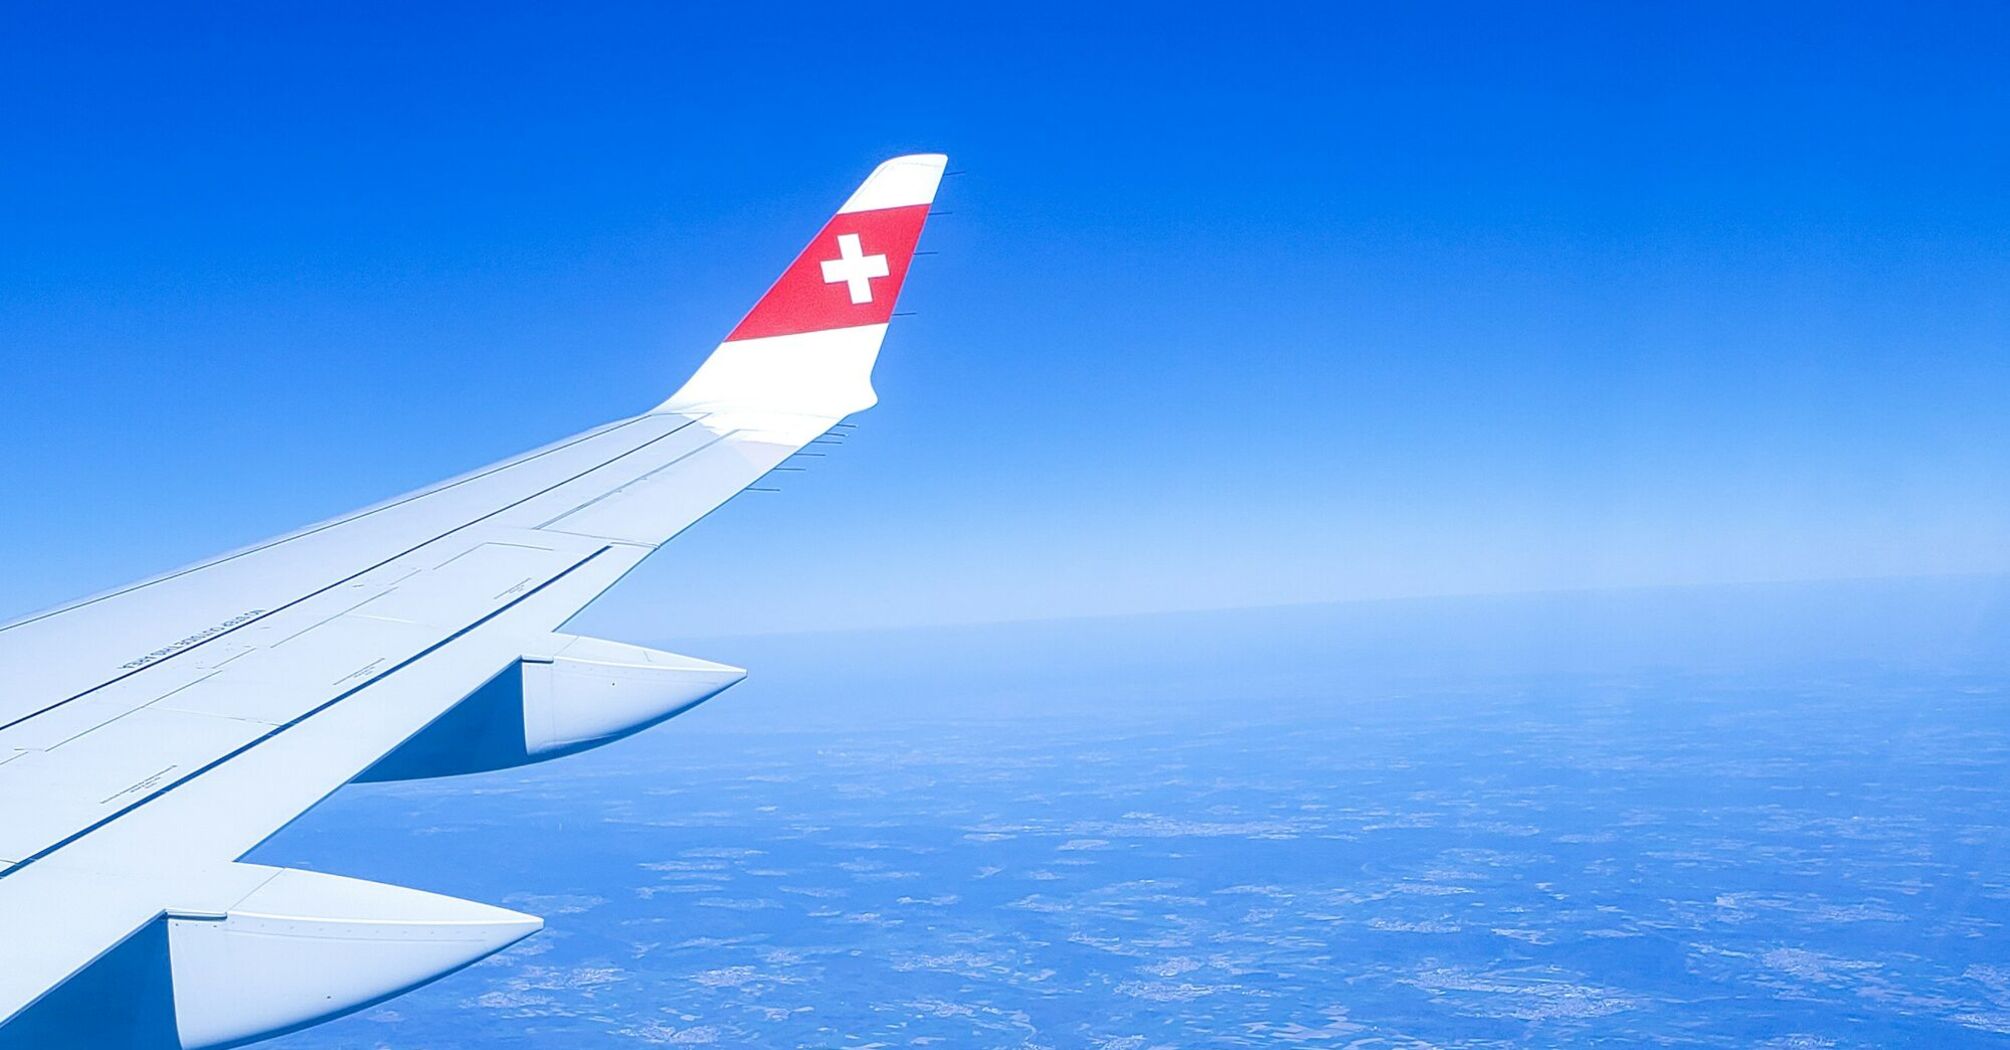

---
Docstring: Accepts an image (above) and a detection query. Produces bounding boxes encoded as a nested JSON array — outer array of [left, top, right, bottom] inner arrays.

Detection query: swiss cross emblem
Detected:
[[726, 203, 932, 341], [819, 233, 891, 305]]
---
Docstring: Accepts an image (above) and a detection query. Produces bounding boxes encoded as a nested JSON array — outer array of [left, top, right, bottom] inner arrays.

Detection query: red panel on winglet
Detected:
[[725, 204, 933, 342]]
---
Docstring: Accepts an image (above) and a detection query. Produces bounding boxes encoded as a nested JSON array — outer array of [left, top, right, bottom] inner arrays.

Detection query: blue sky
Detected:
[[3, 2, 2009, 635]]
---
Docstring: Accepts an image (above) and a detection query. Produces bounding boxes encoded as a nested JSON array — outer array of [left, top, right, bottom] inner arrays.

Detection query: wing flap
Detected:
[[0, 542, 611, 868], [0, 708, 269, 865]]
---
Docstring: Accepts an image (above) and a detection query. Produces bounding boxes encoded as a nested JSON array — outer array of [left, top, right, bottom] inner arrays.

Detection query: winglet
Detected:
[[657, 154, 947, 419], [837, 152, 949, 215]]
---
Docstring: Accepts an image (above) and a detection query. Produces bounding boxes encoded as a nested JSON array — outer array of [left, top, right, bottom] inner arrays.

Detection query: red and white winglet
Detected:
[[659, 154, 946, 420]]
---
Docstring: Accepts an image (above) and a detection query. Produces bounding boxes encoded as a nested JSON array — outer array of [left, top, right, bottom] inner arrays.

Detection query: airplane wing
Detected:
[[0, 154, 947, 1050]]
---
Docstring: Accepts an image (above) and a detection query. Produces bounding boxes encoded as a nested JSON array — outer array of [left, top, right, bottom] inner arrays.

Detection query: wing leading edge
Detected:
[[0, 153, 947, 1049]]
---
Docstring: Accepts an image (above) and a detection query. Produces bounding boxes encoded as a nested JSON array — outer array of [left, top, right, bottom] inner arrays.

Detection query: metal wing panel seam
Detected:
[[0, 416, 701, 736], [0, 416, 649, 638], [0, 546, 616, 882]]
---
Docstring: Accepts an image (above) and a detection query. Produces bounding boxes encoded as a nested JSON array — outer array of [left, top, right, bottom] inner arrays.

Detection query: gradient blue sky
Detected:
[[3, 2, 2009, 636]]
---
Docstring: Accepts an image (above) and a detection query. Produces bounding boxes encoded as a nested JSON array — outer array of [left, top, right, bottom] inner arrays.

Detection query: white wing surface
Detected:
[[0, 154, 947, 1049]]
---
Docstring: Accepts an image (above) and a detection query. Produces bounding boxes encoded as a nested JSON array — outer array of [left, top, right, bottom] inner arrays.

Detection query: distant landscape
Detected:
[[257, 576, 2010, 1047]]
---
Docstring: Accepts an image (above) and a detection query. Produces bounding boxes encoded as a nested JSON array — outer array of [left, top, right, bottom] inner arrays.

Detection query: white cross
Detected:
[[820, 232, 891, 305]]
